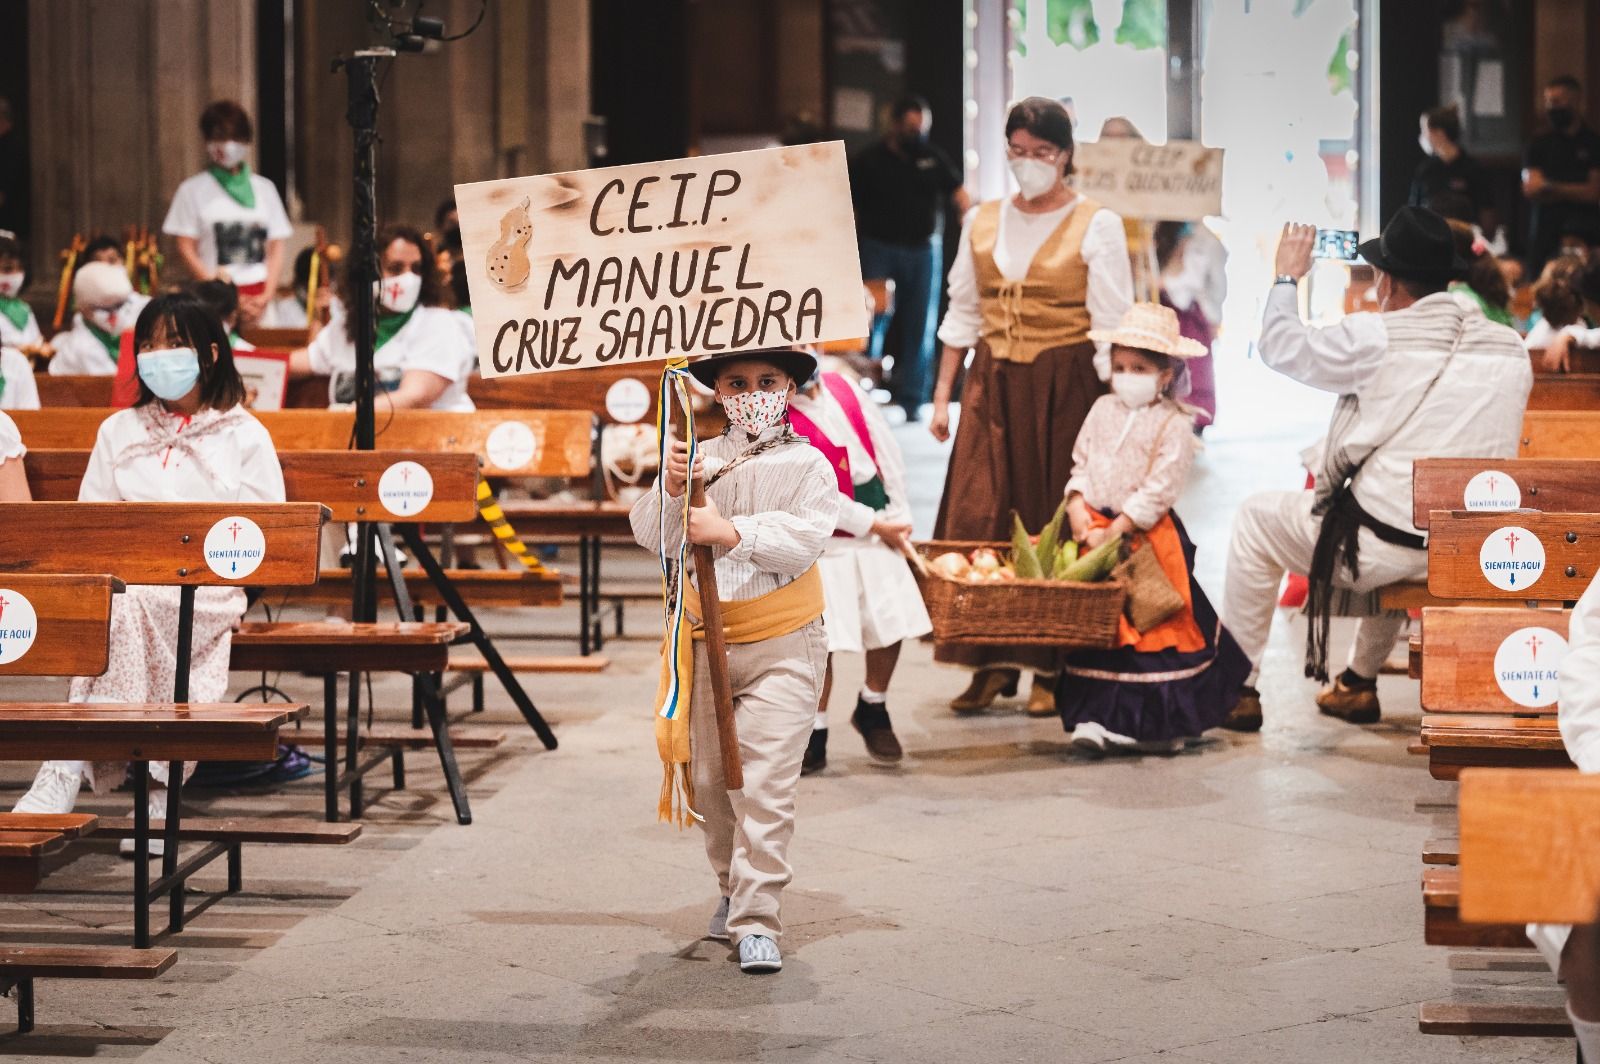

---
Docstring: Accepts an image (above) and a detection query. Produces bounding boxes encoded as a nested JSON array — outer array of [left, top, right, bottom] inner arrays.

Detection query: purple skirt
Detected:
[[1055, 513, 1248, 742]]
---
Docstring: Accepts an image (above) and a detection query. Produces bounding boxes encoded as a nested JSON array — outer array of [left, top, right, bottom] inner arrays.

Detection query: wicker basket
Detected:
[[912, 540, 1126, 648]]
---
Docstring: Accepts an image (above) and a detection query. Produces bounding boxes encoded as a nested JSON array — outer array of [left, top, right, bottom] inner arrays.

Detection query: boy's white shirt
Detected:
[[629, 423, 838, 601], [0, 347, 40, 409]]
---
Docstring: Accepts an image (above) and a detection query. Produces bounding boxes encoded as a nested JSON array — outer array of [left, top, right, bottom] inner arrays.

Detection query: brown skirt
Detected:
[[933, 339, 1105, 672]]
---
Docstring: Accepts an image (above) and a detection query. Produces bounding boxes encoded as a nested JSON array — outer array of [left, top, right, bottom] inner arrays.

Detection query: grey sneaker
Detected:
[[707, 896, 730, 941], [738, 934, 782, 973]]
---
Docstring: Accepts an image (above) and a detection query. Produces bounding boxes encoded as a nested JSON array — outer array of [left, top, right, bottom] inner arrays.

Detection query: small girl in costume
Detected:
[[1059, 302, 1249, 755], [787, 360, 931, 773], [628, 347, 837, 974]]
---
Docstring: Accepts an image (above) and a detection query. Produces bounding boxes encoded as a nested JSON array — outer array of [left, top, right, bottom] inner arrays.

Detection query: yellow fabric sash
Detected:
[[653, 564, 825, 826]]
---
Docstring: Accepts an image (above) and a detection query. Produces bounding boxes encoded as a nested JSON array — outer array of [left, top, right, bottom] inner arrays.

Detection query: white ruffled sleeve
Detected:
[[0, 410, 22, 461]]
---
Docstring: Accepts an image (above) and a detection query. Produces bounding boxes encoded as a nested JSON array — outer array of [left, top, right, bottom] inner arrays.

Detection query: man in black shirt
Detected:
[[1523, 75, 1600, 274], [1410, 104, 1498, 244], [849, 95, 969, 420]]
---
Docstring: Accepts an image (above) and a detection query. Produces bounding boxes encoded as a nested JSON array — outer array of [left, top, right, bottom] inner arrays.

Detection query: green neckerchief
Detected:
[[854, 474, 889, 512], [86, 320, 121, 362], [375, 306, 415, 350], [208, 163, 256, 209], [0, 295, 30, 332], [228, 332, 245, 350], [1449, 280, 1513, 328]]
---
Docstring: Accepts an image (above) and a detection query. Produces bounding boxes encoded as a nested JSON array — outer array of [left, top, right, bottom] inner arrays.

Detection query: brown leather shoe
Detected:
[[951, 668, 1019, 714], [1221, 686, 1263, 732], [1316, 677, 1381, 724], [1025, 672, 1058, 717], [851, 701, 903, 763], [800, 727, 827, 776]]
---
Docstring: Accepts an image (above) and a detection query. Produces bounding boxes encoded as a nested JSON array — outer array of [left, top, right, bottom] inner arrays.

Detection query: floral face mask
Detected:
[[721, 388, 790, 435]]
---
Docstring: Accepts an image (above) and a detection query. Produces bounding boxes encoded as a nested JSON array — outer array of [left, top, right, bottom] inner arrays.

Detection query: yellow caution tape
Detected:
[[476, 480, 547, 573]]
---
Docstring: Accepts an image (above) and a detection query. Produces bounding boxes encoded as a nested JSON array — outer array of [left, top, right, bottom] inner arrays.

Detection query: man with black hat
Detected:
[[628, 347, 837, 975], [1219, 206, 1531, 732]]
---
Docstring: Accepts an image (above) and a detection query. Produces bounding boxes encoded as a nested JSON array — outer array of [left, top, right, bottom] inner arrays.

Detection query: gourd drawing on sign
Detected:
[[486, 196, 533, 290]]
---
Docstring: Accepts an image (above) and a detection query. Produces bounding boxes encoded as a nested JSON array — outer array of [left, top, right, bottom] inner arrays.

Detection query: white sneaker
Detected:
[[119, 789, 168, 859], [738, 934, 782, 973], [1070, 722, 1108, 756], [707, 896, 730, 941], [13, 762, 83, 814]]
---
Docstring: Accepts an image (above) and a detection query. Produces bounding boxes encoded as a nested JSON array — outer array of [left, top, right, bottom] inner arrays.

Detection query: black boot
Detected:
[[801, 727, 828, 776], [851, 699, 904, 763]]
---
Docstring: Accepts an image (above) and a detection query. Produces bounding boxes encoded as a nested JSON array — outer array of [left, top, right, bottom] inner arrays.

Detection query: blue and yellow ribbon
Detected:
[[655, 357, 698, 726]]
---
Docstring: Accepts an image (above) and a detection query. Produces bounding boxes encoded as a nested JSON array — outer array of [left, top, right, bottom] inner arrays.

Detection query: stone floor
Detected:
[[0, 355, 1578, 1062]]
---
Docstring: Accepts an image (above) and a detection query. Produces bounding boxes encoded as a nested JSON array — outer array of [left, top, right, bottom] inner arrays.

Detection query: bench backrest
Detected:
[[1528, 347, 1600, 375], [1412, 459, 1600, 530], [0, 502, 325, 586], [0, 574, 121, 677], [240, 326, 311, 349], [1520, 410, 1600, 459], [4, 408, 594, 478], [33, 375, 115, 408], [24, 450, 479, 524], [1528, 374, 1600, 411], [1426, 510, 1600, 600], [1418, 606, 1570, 714], [1460, 768, 1600, 924], [469, 364, 660, 424]]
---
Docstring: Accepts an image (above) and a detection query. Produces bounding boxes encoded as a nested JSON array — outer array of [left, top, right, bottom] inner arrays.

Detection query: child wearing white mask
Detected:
[[162, 100, 292, 326], [0, 230, 42, 350], [50, 261, 150, 375], [12, 293, 285, 853], [1056, 302, 1250, 756], [292, 226, 475, 412]]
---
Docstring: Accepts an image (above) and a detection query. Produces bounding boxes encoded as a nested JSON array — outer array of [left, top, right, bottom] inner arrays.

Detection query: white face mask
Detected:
[[375, 271, 422, 314], [721, 389, 790, 435], [87, 301, 130, 335], [1111, 371, 1161, 408], [207, 140, 249, 169], [1008, 157, 1060, 201], [0, 272, 23, 298]]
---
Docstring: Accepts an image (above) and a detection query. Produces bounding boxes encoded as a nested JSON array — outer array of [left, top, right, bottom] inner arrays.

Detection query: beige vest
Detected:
[[971, 197, 1097, 363]]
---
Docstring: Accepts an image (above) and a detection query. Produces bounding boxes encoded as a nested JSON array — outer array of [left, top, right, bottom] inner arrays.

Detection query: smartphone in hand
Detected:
[[1313, 228, 1360, 262]]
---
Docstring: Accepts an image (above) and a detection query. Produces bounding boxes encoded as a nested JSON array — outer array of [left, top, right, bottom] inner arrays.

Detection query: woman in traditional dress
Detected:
[[929, 97, 1134, 714]]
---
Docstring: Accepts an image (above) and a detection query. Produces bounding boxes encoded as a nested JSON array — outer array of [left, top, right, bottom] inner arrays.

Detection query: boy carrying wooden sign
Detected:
[[455, 144, 867, 975]]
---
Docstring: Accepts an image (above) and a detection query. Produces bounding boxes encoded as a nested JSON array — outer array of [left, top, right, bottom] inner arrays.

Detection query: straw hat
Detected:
[[1087, 302, 1207, 359]]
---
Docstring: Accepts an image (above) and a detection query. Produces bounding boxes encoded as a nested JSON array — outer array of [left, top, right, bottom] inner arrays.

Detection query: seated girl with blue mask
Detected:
[[12, 294, 285, 857]]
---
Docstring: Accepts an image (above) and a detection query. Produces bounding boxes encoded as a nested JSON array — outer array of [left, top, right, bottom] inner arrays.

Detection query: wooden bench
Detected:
[[1418, 607, 1570, 713], [22, 449, 563, 795], [230, 619, 478, 823], [1529, 374, 1600, 411], [0, 501, 339, 946], [1425, 510, 1598, 602], [0, 814, 99, 894], [1415, 767, 1600, 1040], [0, 945, 177, 1034], [1521, 410, 1600, 460], [495, 497, 635, 649], [443, 652, 610, 714], [1419, 714, 1571, 781]]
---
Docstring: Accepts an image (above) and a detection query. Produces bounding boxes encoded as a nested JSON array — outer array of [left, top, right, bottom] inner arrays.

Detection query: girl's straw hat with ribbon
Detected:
[[1087, 302, 1207, 360]]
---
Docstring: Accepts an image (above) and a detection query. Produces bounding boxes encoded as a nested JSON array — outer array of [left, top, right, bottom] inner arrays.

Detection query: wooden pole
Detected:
[[676, 405, 743, 791]]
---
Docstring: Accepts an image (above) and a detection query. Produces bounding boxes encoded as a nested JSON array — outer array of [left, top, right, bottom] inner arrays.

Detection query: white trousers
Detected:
[[689, 623, 827, 945], [1223, 490, 1427, 679]]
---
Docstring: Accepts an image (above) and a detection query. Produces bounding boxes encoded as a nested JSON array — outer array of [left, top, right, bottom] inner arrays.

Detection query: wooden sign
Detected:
[[455, 143, 868, 378], [1072, 139, 1224, 222]]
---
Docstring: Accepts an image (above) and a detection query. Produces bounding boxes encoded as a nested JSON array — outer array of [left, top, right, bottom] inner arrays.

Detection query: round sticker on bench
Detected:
[[204, 516, 267, 580], [1463, 469, 1521, 511], [486, 420, 538, 471], [378, 460, 435, 517], [1478, 525, 1545, 592], [605, 378, 651, 424], [1493, 626, 1568, 709], [0, 589, 39, 665]]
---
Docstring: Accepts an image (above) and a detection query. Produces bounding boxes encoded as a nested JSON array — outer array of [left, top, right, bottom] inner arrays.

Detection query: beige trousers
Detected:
[[688, 621, 827, 945]]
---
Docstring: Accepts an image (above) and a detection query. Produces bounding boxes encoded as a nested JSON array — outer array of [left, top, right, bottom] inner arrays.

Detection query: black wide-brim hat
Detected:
[[686, 348, 818, 390], [1356, 205, 1470, 282]]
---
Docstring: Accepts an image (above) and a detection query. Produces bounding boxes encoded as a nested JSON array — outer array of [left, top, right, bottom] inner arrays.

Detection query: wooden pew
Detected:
[[1418, 608, 1570, 714], [0, 573, 121, 678], [5, 407, 596, 478], [0, 501, 341, 946], [1520, 410, 1600, 460], [19, 451, 561, 820], [0, 945, 177, 1034], [35, 372, 330, 410], [1412, 459, 1600, 532], [1425, 510, 1598, 602], [1528, 346, 1600, 375], [1529, 374, 1600, 411], [1415, 767, 1600, 1039]]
